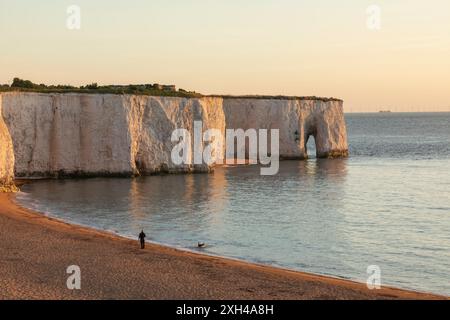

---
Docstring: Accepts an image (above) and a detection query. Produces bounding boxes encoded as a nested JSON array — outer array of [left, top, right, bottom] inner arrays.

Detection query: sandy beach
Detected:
[[0, 192, 445, 300]]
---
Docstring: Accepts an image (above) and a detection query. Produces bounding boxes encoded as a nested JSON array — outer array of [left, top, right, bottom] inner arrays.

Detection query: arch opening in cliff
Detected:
[[305, 134, 318, 159]]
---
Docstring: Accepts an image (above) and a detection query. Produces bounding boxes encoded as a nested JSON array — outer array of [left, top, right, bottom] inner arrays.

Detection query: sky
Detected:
[[0, 0, 449, 112]]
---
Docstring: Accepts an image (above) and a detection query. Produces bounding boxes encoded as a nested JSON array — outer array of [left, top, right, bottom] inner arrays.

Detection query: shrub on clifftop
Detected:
[[11, 78, 36, 89]]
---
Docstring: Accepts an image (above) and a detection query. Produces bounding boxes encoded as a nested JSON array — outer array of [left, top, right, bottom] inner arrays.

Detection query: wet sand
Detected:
[[0, 192, 445, 300]]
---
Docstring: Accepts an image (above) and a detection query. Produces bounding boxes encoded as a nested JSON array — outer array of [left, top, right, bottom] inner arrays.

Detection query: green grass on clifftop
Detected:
[[0, 78, 341, 102]]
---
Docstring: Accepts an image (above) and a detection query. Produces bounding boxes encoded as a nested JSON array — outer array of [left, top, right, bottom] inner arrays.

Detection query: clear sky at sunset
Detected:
[[1, 0, 449, 112]]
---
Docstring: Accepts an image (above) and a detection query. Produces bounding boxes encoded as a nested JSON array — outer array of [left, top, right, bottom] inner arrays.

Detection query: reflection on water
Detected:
[[15, 113, 450, 296]]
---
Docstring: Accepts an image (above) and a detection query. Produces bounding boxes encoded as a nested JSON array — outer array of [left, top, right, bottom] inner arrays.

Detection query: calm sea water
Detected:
[[16, 113, 450, 296]]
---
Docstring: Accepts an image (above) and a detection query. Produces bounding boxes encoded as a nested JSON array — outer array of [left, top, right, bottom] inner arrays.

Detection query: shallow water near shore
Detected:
[[16, 113, 450, 296]]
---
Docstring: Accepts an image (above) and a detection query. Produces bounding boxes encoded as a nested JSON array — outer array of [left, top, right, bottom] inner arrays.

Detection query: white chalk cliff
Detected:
[[0, 92, 348, 188], [0, 95, 16, 191]]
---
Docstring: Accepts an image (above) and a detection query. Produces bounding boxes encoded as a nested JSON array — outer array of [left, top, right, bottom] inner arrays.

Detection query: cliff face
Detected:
[[0, 92, 348, 184], [2, 93, 132, 177], [0, 93, 226, 177], [0, 95, 16, 191], [223, 99, 348, 159], [126, 95, 226, 175]]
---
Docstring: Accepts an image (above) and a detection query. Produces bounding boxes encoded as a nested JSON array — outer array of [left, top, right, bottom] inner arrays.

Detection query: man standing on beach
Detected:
[[138, 230, 146, 249]]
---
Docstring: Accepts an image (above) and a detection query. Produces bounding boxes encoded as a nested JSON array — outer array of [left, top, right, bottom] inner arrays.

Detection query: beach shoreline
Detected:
[[0, 192, 446, 300]]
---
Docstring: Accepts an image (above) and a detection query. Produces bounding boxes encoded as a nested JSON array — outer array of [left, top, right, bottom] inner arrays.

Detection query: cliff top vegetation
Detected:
[[0, 78, 202, 98], [0, 78, 342, 102]]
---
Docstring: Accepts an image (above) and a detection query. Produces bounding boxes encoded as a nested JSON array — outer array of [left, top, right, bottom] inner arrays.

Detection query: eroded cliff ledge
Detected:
[[0, 92, 348, 187]]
